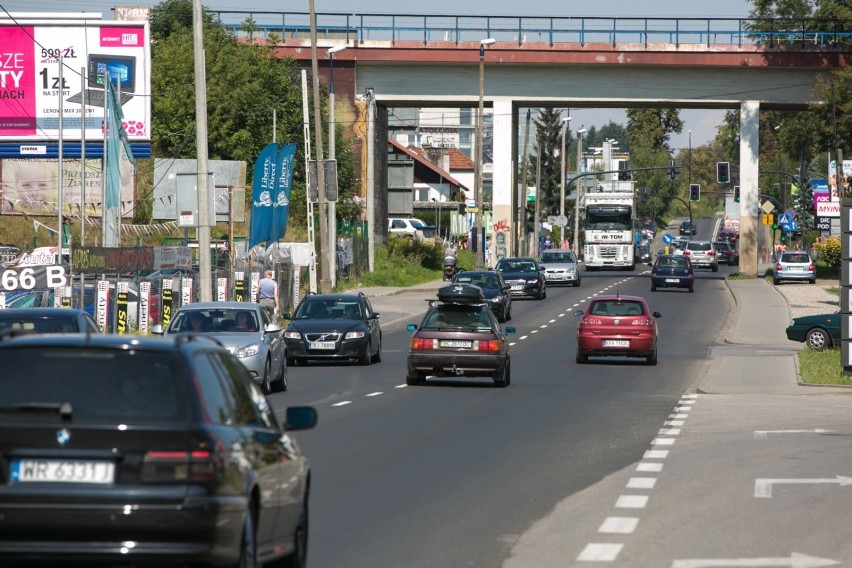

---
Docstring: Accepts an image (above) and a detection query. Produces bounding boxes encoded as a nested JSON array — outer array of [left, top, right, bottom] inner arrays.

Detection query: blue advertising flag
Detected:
[[248, 143, 279, 251], [104, 75, 135, 247], [270, 143, 296, 243]]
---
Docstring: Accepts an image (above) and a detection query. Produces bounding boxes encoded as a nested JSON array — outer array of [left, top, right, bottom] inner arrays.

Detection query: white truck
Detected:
[[582, 189, 637, 270]]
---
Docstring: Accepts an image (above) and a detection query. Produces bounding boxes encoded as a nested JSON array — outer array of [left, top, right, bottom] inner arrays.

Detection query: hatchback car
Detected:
[[494, 257, 547, 300], [713, 240, 737, 265], [0, 307, 101, 334], [650, 254, 695, 292], [0, 333, 316, 567], [537, 249, 581, 287], [679, 220, 697, 236], [574, 295, 661, 365], [283, 293, 382, 366], [683, 240, 718, 271], [785, 311, 840, 351], [452, 270, 512, 322], [718, 230, 738, 245], [154, 302, 287, 394], [406, 284, 515, 387], [773, 251, 816, 285]]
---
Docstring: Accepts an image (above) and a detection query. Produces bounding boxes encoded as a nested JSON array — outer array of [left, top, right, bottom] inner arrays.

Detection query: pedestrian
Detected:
[[256, 270, 279, 318]]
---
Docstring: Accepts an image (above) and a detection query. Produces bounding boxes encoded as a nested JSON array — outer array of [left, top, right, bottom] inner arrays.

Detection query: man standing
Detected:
[[256, 270, 279, 318]]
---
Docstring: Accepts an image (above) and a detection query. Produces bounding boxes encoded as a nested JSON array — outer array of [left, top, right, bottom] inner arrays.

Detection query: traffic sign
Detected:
[[662, 233, 673, 245], [761, 201, 775, 214], [547, 215, 569, 227]]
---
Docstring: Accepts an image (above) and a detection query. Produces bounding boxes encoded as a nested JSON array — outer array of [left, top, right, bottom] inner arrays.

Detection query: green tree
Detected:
[[528, 108, 567, 224]]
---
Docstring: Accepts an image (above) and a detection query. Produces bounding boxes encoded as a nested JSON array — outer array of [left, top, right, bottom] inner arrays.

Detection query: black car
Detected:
[[406, 284, 515, 387], [0, 307, 101, 334], [494, 257, 547, 300], [452, 270, 512, 322], [0, 332, 316, 567], [679, 220, 697, 236], [713, 240, 738, 265], [283, 292, 382, 365], [636, 243, 653, 264]]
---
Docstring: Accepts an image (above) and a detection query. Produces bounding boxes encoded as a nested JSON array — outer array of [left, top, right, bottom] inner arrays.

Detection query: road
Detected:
[[270, 251, 739, 568]]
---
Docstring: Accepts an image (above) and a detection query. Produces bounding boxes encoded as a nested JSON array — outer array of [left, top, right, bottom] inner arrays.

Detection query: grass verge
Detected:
[[798, 348, 852, 386]]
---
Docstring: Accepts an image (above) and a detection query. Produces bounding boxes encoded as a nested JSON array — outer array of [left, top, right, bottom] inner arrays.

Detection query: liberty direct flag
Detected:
[[104, 75, 135, 247], [248, 143, 279, 251], [270, 143, 296, 243]]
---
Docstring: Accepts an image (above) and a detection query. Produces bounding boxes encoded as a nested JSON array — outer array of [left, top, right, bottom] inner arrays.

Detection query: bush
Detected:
[[385, 235, 444, 270], [813, 236, 841, 269]]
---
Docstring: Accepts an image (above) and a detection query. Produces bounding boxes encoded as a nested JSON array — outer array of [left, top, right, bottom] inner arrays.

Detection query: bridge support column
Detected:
[[739, 100, 760, 277], [492, 98, 515, 264]]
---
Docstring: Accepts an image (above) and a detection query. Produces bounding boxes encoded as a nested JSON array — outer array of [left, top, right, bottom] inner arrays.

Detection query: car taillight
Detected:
[[411, 337, 436, 350], [809, 263, 815, 271], [683, 250, 691, 256], [141, 450, 215, 482], [707, 251, 715, 257], [775, 263, 782, 271], [476, 339, 502, 352], [633, 317, 654, 326]]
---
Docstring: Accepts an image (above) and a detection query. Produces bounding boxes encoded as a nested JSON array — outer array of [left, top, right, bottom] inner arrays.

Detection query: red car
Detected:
[[574, 294, 661, 365]]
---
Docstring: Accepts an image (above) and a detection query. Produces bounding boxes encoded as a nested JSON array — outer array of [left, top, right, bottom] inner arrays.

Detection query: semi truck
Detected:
[[582, 189, 637, 270]]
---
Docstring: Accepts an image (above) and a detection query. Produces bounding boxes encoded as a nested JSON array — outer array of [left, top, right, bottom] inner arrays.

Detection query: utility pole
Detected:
[[533, 119, 542, 256], [519, 108, 531, 256], [328, 45, 345, 288], [192, 0, 212, 301], [309, 0, 331, 293], [574, 126, 586, 253], [559, 114, 571, 247]]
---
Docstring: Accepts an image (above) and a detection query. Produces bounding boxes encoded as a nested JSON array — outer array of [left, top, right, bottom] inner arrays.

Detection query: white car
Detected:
[[388, 218, 436, 240], [537, 249, 581, 287]]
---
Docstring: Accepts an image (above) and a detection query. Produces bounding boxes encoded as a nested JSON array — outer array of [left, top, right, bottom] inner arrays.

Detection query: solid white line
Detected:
[[644, 450, 669, 459], [627, 477, 657, 489], [636, 462, 664, 472], [366, 392, 382, 397], [615, 495, 649, 509], [332, 401, 352, 407], [598, 517, 639, 534], [577, 543, 623, 562]]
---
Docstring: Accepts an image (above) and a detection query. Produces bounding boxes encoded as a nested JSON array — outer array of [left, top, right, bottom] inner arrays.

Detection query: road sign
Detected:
[[662, 233, 673, 245], [761, 201, 775, 214], [547, 215, 569, 227]]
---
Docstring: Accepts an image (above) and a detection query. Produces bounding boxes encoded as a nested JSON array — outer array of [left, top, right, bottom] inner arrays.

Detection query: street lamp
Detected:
[[327, 44, 346, 287], [474, 37, 495, 268], [574, 126, 587, 253], [559, 115, 572, 248]]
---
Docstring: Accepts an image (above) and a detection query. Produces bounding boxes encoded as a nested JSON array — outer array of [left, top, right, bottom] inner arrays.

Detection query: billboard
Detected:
[[0, 16, 151, 144]]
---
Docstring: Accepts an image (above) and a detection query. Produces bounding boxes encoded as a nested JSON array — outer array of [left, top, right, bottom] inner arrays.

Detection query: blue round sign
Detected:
[[662, 233, 673, 244]]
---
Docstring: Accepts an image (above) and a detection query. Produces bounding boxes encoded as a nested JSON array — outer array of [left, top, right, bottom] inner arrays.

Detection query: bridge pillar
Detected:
[[739, 100, 760, 277], [491, 99, 515, 263]]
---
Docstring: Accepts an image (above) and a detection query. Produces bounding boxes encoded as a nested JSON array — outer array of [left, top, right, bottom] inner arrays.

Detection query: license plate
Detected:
[[603, 340, 630, 348], [309, 341, 336, 350], [789, 266, 803, 271], [439, 340, 472, 348], [665, 278, 680, 283], [511, 284, 524, 291], [11, 459, 115, 484]]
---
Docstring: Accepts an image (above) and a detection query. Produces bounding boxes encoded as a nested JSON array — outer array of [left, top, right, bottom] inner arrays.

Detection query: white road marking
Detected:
[[395, 384, 407, 388], [549, 319, 556, 323], [636, 462, 664, 472], [540, 325, 548, 329], [659, 428, 681, 436], [754, 476, 852, 498], [674, 406, 693, 412], [598, 517, 639, 534], [671, 552, 841, 567], [754, 428, 835, 441], [509, 342, 517, 346], [559, 313, 566, 317], [644, 449, 669, 459], [366, 392, 382, 397], [627, 477, 657, 489], [669, 413, 689, 419], [577, 543, 623, 562], [519, 335, 529, 340], [678, 399, 696, 405], [332, 401, 352, 407], [653, 437, 676, 446], [665, 420, 685, 426], [531, 330, 539, 334], [615, 495, 649, 508]]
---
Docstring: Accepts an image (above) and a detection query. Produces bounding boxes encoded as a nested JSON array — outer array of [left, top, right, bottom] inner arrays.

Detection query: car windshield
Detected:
[[781, 253, 810, 263], [293, 299, 363, 320], [410, 219, 428, 229], [657, 256, 688, 268], [0, 347, 191, 424], [589, 300, 646, 317], [496, 260, 536, 273], [421, 307, 493, 332], [0, 316, 77, 333], [539, 252, 575, 263], [454, 274, 500, 289], [171, 309, 260, 332]]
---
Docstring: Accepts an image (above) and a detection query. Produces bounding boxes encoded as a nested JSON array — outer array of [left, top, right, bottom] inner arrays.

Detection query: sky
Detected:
[[0, 0, 757, 149]]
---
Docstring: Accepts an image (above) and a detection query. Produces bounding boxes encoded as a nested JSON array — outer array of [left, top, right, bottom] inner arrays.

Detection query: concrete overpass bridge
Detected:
[[216, 11, 851, 275]]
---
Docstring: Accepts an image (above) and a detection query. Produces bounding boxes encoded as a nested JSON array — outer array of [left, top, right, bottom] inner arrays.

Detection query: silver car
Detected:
[[683, 240, 719, 271], [153, 302, 287, 393], [773, 250, 816, 285], [537, 249, 581, 287]]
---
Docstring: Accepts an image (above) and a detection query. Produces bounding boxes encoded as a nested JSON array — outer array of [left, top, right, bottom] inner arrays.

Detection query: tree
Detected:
[[529, 108, 567, 223], [625, 108, 683, 154]]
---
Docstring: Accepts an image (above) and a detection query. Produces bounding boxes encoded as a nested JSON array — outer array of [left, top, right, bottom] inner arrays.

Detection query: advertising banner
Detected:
[[161, 279, 173, 328], [234, 271, 246, 303], [96, 279, 110, 332], [0, 20, 150, 144], [0, 265, 68, 291], [248, 143, 278, 251], [138, 280, 150, 334], [217, 277, 227, 302], [116, 281, 128, 335]]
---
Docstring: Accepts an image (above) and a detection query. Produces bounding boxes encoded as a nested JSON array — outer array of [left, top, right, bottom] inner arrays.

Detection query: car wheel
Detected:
[[688, 286, 694, 293], [272, 358, 287, 393], [646, 347, 658, 365], [651, 284, 657, 292], [805, 327, 831, 351], [287, 356, 296, 367], [261, 358, 272, 394], [712, 264, 718, 273], [271, 493, 309, 568], [506, 306, 512, 321], [773, 277, 780, 285], [406, 373, 424, 386], [358, 341, 372, 366], [371, 338, 382, 363], [810, 279, 816, 284], [576, 351, 588, 364], [493, 363, 509, 388], [233, 508, 257, 568]]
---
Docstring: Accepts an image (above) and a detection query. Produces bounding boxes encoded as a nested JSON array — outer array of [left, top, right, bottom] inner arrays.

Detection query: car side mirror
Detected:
[[407, 324, 418, 331], [573, 309, 584, 317], [504, 326, 516, 333], [281, 312, 292, 320], [264, 323, 282, 334], [370, 312, 381, 319], [652, 311, 662, 318], [150, 324, 164, 335], [284, 406, 318, 431]]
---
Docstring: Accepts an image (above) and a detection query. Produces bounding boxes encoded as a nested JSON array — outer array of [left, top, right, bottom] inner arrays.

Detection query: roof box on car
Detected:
[[437, 283, 484, 304]]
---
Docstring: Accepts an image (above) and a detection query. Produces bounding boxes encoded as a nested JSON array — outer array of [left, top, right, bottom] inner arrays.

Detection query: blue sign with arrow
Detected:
[[662, 233, 673, 245]]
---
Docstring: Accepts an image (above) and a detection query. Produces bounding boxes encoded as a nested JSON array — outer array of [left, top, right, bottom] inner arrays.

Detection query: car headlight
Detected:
[[235, 344, 261, 358], [489, 296, 502, 302], [284, 331, 301, 339], [345, 330, 366, 339]]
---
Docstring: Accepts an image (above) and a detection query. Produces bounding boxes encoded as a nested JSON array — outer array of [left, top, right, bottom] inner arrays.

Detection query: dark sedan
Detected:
[[650, 254, 695, 292], [0, 307, 101, 334], [283, 292, 382, 365], [452, 270, 512, 322], [785, 311, 841, 351], [713, 240, 738, 265], [406, 284, 514, 387], [0, 333, 316, 567], [494, 257, 547, 300]]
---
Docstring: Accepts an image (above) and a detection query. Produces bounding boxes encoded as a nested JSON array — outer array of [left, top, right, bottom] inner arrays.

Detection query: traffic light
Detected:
[[734, 185, 740, 202], [669, 160, 679, 180], [771, 213, 778, 230], [639, 186, 651, 204], [689, 184, 700, 201], [457, 203, 466, 215], [716, 161, 731, 184], [618, 161, 631, 181], [780, 233, 787, 244]]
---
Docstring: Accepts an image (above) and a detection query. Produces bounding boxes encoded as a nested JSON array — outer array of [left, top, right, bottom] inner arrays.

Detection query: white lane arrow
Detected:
[[754, 429, 835, 441], [754, 476, 852, 498], [671, 552, 840, 567]]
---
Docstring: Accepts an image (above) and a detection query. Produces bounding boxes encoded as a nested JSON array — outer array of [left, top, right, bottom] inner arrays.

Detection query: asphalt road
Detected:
[[270, 261, 737, 568]]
